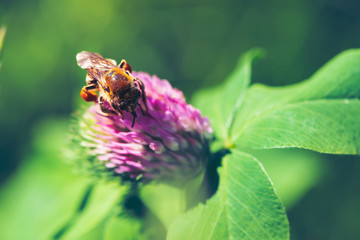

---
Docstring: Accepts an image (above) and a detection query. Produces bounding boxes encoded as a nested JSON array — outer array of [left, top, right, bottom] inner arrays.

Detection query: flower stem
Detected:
[[140, 183, 187, 230]]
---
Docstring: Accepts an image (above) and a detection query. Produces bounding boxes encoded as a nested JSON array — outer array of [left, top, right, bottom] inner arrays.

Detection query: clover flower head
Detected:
[[76, 71, 213, 183]]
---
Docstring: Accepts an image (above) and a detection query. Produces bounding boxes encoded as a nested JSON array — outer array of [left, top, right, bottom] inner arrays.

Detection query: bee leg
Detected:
[[99, 96, 117, 115], [86, 73, 97, 85], [81, 85, 98, 102], [85, 84, 98, 91], [100, 102, 116, 115], [138, 103, 145, 116], [110, 102, 124, 120], [134, 78, 148, 112], [118, 59, 132, 73], [126, 106, 137, 127], [131, 110, 137, 128]]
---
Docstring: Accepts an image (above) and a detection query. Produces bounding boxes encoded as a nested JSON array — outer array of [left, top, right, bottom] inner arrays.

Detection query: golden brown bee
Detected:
[[76, 51, 148, 127]]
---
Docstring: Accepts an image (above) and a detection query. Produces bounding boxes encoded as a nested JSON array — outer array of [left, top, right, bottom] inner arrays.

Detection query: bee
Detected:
[[76, 51, 148, 127]]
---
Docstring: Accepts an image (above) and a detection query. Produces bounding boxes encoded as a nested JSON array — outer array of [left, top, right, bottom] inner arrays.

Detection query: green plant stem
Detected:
[[52, 184, 95, 239]]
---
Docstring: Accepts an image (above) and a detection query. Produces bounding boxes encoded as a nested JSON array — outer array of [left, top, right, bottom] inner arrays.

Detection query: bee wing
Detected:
[[76, 51, 117, 87], [76, 51, 117, 70]]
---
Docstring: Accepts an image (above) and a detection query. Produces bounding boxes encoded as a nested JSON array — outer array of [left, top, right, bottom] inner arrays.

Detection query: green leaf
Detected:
[[63, 210, 145, 240], [192, 48, 264, 141], [167, 150, 289, 240], [0, 118, 130, 240], [248, 149, 326, 208], [61, 182, 127, 240], [235, 99, 360, 154], [193, 88, 226, 139], [221, 49, 265, 130], [231, 49, 360, 146], [63, 218, 108, 240], [0, 118, 91, 240]]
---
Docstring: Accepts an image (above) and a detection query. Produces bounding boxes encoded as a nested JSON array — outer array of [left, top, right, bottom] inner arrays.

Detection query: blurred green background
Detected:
[[1, 0, 360, 239]]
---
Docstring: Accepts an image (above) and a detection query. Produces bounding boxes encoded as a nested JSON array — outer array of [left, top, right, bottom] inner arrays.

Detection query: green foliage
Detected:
[[0, 118, 146, 240], [167, 150, 289, 240], [1, 0, 360, 238], [0, 119, 91, 240], [1, 48, 360, 240], [61, 182, 127, 239], [187, 48, 360, 239], [193, 49, 264, 142], [193, 49, 360, 154], [230, 49, 360, 151], [249, 149, 326, 208], [235, 99, 360, 153]]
